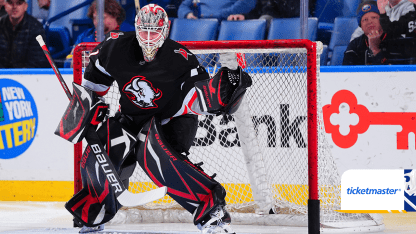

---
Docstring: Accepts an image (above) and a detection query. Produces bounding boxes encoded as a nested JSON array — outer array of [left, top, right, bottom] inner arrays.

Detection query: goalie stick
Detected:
[[134, 0, 140, 13], [36, 35, 167, 207]]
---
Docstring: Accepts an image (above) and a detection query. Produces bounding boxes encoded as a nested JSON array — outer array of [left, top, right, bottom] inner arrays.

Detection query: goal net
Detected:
[[73, 40, 384, 232]]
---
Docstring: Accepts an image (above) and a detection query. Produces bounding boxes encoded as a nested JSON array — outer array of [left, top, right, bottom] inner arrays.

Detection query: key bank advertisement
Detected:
[[320, 69, 416, 176], [340, 169, 416, 212], [0, 79, 38, 159]]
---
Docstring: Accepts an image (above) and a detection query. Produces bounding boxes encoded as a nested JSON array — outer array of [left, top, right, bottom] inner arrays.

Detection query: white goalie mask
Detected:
[[135, 4, 170, 62]]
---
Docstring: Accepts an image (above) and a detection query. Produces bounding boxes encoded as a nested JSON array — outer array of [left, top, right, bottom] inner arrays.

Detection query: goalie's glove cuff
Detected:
[[194, 66, 252, 115]]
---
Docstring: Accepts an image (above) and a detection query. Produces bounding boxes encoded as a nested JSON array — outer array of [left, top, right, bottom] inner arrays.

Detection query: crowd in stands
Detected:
[[0, 0, 48, 68], [0, 0, 415, 68], [344, 0, 416, 65]]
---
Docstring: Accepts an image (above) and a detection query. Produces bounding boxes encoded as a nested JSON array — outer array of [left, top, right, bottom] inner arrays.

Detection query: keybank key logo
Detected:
[[0, 79, 38, 159], [323, 90, 416, 149], [404, 169, 416, 211]]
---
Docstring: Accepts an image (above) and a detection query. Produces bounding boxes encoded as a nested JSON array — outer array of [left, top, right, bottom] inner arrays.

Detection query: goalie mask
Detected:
[[135, 4, 170, 62]]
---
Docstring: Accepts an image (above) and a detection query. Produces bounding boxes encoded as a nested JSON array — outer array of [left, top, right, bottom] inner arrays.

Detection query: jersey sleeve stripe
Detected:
[[82, 79, 111, 96], [95, 59, 112, 77]]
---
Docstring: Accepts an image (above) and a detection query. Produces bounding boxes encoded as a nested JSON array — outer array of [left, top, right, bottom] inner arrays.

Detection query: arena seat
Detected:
[[44, 0, 92, 60], [342, 0, 360, 17], [26, 0, 32, 15], [328, 17, 358, 51], [217, 20, 267, 68], [314, 0, 344, 23], [313, 0, 344, 44], [217, 19, 266, 40], [120, 22, 135, 32], [169, 19, 219, 41], [169, 19, 220, 67], [330, 45, 347, 65], [122, 2, 136, 26], [267, 18, 318, 41]]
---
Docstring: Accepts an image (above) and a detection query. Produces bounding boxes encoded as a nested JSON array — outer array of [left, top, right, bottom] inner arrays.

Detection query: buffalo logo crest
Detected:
[[123, 76, 162, 109]]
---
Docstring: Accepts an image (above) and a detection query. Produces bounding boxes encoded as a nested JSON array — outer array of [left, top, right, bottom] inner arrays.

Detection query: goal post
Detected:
[[72, 40, 384, 233]]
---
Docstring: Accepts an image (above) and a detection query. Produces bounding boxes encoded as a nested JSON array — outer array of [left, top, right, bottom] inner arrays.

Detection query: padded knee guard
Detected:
[[65, 117, 137, 227], [136, 116, 226, 224]]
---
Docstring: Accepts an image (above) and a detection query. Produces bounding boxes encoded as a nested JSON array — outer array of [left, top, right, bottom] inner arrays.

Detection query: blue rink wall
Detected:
[[0, 66, 416, 201]]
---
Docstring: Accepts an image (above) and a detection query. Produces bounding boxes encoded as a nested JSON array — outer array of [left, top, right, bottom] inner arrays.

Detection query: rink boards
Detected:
[[1, 66, 416, 201]]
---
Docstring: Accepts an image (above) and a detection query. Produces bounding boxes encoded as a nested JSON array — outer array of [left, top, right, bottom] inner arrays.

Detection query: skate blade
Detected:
[[79, 224, 104, 233]]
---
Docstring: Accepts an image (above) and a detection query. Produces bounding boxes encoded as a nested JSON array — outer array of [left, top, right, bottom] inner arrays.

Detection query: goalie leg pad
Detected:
[[55, 83, 108, 143], [65, 143, 120, 227], [194, 66, 252, 115], [193, 183, 227, 225], [136, 116, 225, 216], [66, 117, 137, 227]]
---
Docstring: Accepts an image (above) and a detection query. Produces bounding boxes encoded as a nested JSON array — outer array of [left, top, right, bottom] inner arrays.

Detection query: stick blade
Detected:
[[117, 186, 167, 207]]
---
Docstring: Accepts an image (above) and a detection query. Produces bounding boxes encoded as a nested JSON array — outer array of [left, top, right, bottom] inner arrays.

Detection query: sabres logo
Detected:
[[174, 48, 192, 60], [123, 76, 162, 109], [362, 4, 372, 12]]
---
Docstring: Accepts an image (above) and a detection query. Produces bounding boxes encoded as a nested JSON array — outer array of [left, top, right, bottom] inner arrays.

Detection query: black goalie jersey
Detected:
[[83, 31, 209, 128]]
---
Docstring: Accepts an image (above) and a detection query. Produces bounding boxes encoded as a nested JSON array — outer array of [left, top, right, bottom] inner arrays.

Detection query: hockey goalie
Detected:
[[54, 4, 252, 234]]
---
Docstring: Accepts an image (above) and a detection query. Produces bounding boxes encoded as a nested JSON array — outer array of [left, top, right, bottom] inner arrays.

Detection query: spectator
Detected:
[[377, 0, 416, 63], [37, 0, 49, 10], [259, 0, 316, 19], [74, 0, 125, 44], [0, 0, 49, 68], [0, 0, 6, 17], [30, 0, 50, 21], [343, 1, 396, 65], [65, 0, 125, 67], [227, 0, 316, 29], [228, 0, 266, 21], [177, 0, 256, 22], [377, 0, 416, 36], [351, 0, 416, 40]]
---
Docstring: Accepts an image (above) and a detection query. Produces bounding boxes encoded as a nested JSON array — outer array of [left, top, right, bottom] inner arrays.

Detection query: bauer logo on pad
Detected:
[[338, 169, 416, 213]]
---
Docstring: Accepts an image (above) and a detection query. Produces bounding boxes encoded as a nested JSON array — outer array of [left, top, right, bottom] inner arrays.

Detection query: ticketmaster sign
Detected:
[[340, 169, 416, 212]]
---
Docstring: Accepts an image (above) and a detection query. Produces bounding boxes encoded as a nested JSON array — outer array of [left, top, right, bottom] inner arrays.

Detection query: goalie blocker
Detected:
[[54, 82, 108, 143], [194, 66, 252, 115]]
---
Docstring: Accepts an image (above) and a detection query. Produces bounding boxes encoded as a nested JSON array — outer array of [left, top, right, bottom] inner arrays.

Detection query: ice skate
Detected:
[[79, 224, 104, 233], [196, 206, 236, 234]]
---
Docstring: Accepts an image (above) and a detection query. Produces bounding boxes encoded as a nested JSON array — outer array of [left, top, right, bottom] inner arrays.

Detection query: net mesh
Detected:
[[75, 41, 383, 230]]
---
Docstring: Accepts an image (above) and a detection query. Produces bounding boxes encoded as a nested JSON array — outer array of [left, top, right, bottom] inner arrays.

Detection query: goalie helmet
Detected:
[[135, 4, 170, 62]]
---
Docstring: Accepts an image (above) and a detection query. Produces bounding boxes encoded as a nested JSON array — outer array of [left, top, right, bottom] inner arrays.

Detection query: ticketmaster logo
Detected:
[[347, 187, 401, 195], [340, 169, 405, 211]]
